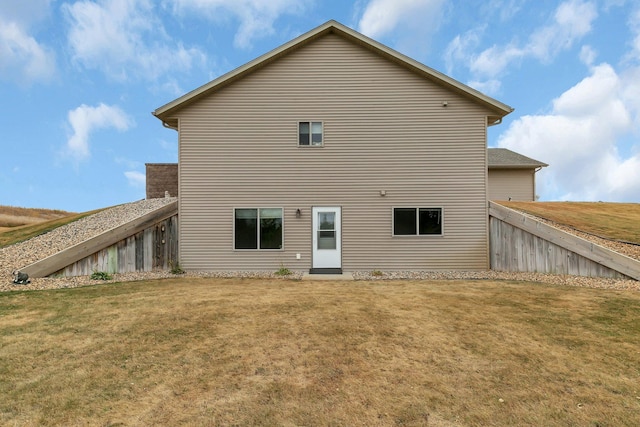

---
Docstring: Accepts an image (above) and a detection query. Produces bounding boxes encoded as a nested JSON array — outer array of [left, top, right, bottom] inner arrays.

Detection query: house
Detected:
[[487, 148, 548, 201], [153, 20, 514, 273]]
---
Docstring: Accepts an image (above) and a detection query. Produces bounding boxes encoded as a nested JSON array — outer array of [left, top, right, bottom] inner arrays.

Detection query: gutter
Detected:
[[162, 121, 178, 131], [152, 111, 178, 131]]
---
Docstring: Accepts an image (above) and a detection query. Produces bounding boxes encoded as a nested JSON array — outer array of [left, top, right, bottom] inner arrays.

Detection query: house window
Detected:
[[299, 121, 323, 146], [393, 208, 442, 236], [234, 208, 283, 250]]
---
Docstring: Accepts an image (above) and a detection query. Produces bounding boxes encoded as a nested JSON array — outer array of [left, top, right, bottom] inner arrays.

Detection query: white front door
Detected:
[[312, 207, 342, 271]]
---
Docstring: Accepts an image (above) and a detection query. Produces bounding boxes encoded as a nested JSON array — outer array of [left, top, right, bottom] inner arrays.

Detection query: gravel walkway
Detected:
[[1, 199, 638, 293]]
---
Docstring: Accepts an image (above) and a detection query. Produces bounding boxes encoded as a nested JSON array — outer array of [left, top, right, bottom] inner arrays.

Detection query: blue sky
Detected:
[[2, 0, 639, 211]]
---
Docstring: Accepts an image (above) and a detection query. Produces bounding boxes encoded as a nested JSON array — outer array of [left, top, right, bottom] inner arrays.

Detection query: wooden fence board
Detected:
[[489, 202, 638, 280], [47, 215, 178, 277], [135, 232, 144, 271], [23, 202, 177, 278], [144, 228, 153, 272]]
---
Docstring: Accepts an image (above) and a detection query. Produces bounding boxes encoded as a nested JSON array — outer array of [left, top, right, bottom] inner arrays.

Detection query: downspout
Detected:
[[161, 120, 178, 131], [533, 167, 543, 201]]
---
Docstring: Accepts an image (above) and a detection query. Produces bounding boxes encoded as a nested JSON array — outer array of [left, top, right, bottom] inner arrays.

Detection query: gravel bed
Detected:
[[352, 270, 640, 291], [1, 198, 638, 293], [2, 269, 638, 293], [0, 198, 177, 288]]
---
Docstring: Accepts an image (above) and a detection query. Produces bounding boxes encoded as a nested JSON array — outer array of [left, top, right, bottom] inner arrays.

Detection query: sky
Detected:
[[2, 0, 639, 212]]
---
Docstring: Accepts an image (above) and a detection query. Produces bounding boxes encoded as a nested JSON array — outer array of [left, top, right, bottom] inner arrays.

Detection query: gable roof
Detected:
[[153, 20, 514, 128], [488, 148, 548, 169]]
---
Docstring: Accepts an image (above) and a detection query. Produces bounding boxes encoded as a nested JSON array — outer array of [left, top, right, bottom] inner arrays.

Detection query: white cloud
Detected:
[[444, 26, 485, 75], [621, 66, 640, 125], [525, 0, 597, 62], [63, 0, 206, 81], [167, 0, 308, 49], [493, 0, 526, 21], [497, 63, 640, 202], [468, 79, 502, 95], [358, 0, 447, 41], [0, 1, 56, 85], [66, 103, 134, 161], [627, 7, 640, 62], [124, 171, 146, 188], [470, 44, 524, 77], [579, 45, 597, 65], [454, 0, 598, 86]]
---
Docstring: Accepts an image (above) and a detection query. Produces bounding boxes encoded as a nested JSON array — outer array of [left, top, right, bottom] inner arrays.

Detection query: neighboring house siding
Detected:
[[177, 34, 495, 271], [488, 169, 536, 201]]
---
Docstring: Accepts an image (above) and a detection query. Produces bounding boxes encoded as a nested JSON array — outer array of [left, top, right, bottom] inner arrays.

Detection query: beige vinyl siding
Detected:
[[175, 34, 494, 271], [488, 169, 536, 201]]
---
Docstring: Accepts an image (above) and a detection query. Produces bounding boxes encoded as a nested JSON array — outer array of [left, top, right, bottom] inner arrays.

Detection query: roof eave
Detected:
[[153, 22, 338, 122], [327, 23, 514, 118], [489, 164, 549, 169], [153, 20, 514, 122]]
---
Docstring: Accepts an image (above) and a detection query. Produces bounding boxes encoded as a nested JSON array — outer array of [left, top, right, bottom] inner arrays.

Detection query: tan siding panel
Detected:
[[488, 169, 535, 201], [176, 34, 494, 271]]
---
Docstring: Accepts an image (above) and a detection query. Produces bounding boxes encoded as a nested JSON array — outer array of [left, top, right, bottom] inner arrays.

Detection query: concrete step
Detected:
[[302, 272, 354, 281]]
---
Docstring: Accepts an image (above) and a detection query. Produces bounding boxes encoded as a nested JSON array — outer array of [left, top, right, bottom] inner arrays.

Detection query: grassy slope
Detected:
[[1, 278, 639, 426], [0, 206, 72, 224], [500, 201, 640, 245], [0, 209, 102, 249]]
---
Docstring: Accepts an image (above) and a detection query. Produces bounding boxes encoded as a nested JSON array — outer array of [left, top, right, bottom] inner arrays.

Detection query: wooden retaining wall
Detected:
[[51, 215, 178, 277], [22, 201, 178, 278], [489, 202, 640, 280]]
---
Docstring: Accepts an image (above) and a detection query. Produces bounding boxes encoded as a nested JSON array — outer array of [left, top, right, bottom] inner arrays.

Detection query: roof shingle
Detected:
[[488, 148, 548, 169]]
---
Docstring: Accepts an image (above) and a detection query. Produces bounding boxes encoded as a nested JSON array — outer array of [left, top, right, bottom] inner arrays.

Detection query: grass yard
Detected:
[[1, 278, 639, 426]]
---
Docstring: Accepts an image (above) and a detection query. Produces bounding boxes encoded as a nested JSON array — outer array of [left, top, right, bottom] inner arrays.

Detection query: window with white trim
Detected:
[[234, 208, 283, 250], [393, 207, 443, 236], [299, 121, 323, 146]]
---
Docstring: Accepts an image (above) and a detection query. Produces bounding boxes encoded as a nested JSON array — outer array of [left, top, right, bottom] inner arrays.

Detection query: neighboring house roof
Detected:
[[153, 20, 514, 128], [488, 148, 548, 169]]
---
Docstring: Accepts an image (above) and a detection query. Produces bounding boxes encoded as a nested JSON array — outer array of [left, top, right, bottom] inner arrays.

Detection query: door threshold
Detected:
[[302, 272, 353, 281], [309, 268, 343, 274]]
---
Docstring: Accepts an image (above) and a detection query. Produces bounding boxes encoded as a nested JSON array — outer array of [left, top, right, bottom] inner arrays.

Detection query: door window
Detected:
[[317, 212, 336, 249]]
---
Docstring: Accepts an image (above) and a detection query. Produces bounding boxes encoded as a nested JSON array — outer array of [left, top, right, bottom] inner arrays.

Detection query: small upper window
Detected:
[[393, 207, 443, 236], [299, 122, 323, 146]]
